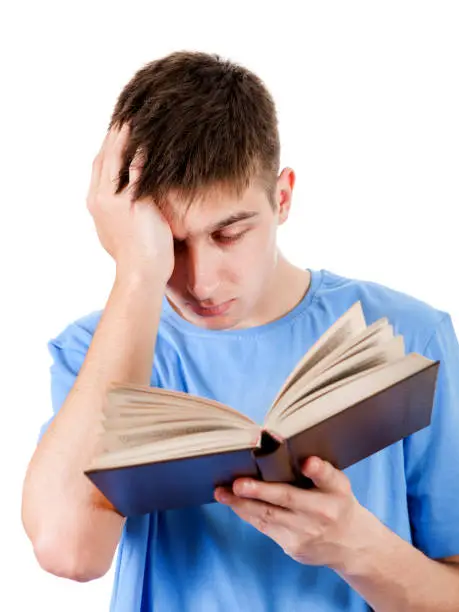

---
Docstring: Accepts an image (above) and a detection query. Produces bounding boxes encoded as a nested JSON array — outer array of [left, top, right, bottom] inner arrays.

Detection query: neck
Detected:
[[249, 253, 311, 327]]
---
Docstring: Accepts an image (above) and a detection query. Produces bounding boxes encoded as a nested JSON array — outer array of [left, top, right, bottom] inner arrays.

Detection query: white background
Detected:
[[1, 1, 458, 609]]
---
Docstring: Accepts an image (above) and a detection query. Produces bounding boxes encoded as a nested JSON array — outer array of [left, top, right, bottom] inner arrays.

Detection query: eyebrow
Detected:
[[207, 211, 260, 233]]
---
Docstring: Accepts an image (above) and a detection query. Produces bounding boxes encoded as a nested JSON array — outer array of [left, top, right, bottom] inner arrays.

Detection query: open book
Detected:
[[84, 301, 440, 516]]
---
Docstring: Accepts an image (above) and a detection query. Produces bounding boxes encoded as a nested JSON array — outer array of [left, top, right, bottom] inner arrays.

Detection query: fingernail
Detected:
[[310, 457, 321, 472], [215, 489, 229, 503], [235, 479, 255, 496]]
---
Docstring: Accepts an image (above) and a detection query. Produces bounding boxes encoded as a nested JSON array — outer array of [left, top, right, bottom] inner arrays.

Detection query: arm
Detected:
[[335, 513, 459, 612], [22, 271, 165, 582], [216, 457, 459, 612], [21, 123, 174, 582], [217, 312, 459, 609]]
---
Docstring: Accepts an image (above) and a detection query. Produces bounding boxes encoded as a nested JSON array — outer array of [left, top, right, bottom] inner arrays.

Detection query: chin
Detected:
[[187, 310, 239, 330], [184, 305, 249, 331], [169, 294, 254, 330], [196, 318, 236, 331]]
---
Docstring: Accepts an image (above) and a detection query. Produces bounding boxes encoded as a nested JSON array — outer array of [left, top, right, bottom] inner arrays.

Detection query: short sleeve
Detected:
[[404, 313, 459, 559], [38, 314, 162, 442], [38, 322, 92, 442]]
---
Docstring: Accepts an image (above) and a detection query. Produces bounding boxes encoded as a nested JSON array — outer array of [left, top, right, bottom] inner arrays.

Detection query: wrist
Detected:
[[330, 503, 392, 578], [115, 261, 170, 288]]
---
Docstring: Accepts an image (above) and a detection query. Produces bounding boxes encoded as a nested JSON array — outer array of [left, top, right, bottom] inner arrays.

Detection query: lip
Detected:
[[188, 299, 235, 317]]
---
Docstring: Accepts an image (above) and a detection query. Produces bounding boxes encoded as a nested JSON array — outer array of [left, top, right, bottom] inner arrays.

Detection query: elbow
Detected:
[[33, 534, 110, 582], [22, 483, 118, 583]]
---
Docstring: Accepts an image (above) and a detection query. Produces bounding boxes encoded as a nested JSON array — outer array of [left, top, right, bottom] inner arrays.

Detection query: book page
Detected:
[[267, 318, 392, 422], [94, 383, 259, 460], [102, 410, 252, 430], [101, 410, 255, 450], [106, 384, 256, 426], [273, 353, 433, 439], [103, 401, 254, 426], [268, 301, 367, 410], [265, 335, 405, 427], [101, 419, 255, 453], [329, 320, 393, 366], [87, 427, 261, 471]]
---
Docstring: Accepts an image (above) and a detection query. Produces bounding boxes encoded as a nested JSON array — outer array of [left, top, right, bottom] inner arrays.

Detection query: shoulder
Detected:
[[315, 269, 449, 352], [48, 300, 181, 353], [48, 305, 180, 361], [48, 309, 103, 353]]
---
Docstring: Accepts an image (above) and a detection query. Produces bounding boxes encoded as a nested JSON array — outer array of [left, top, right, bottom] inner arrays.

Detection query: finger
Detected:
[[301, 457, 350, 495], [86, 128, 112, 205], [215, 487, 296, 536], [100, 122, 131, 194], [127, 146, 146, 201], [98, 126, 113, 158], [231, 478, 307, 512]]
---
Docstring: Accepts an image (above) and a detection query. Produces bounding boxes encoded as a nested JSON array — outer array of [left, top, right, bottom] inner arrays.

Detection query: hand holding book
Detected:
[[84, 301, 440, 515], [214, 454, 377, 571]]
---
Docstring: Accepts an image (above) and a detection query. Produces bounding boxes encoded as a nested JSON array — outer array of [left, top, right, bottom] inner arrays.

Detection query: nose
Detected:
[[185, 243, 220, 302]]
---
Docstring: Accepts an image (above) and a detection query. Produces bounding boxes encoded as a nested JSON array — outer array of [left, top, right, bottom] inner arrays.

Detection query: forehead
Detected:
[[164, 183, 270, 239]]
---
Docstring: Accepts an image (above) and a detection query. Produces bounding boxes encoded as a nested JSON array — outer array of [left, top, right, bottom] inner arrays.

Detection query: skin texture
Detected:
[[21, 124, 173, 581], [163, 175, 312, 331], [214, 457, 459, 611]]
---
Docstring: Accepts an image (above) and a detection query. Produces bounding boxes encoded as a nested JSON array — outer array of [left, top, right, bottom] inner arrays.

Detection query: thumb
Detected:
[[301, 456, 349, 494]]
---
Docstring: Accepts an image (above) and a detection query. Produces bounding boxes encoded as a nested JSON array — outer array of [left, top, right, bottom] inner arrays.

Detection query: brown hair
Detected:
[[108, 50, 280, 211]]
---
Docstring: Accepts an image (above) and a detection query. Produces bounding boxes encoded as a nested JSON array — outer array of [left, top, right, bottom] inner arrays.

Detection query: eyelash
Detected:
[[173, 231, 247, 252], [214, 231, 246, 244]]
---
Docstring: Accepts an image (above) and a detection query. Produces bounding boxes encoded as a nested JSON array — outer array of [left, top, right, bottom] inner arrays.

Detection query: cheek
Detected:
[[235, 230, 277, 277], [247, 225, 277, 261]]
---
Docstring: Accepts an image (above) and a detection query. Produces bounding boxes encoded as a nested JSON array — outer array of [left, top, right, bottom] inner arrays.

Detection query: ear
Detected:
[[275, 168, 295, 225]]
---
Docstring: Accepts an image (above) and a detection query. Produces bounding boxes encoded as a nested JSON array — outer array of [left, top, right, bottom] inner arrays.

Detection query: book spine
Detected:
[[253, 430, 296, 482]]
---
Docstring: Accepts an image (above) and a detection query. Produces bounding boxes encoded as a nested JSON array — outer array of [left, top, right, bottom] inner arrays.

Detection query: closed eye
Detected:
[[173, 230, 249, 251], [213, 231, 247, 245]]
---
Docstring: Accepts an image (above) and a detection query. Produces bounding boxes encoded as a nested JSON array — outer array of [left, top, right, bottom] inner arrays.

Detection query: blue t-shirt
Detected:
[[39, 268, 459, 611]]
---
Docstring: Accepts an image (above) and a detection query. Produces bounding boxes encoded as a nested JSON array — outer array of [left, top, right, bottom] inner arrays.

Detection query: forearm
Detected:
[[22, 268, 165, 578], [335, 507, 459, 611]]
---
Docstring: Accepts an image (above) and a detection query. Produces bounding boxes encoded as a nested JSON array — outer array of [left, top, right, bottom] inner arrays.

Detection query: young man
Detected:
[[22, 51, 459, 611]]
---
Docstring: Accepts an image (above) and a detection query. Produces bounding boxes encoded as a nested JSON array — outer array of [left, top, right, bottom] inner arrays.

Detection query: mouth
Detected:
[[188, 299, 235, 317]]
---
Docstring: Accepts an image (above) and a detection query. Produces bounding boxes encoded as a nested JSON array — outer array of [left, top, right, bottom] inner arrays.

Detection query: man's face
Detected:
[[163, 170, 293, 330]]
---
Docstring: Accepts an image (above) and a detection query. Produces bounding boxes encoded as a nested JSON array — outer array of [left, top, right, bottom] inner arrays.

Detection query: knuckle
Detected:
[[340, 477, 352, 496], [280, 489, 293, 508], [283, 535, 303, 559], [320, 502, 339, 524], [263, 504, 274, 522], [322, 461, 333, 481], [256, 505, 274, 532], [94, 192, 108, 208], [92, 154, 102, 169], [86, 196, 95, 211], [87, 192, 106, 212]]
